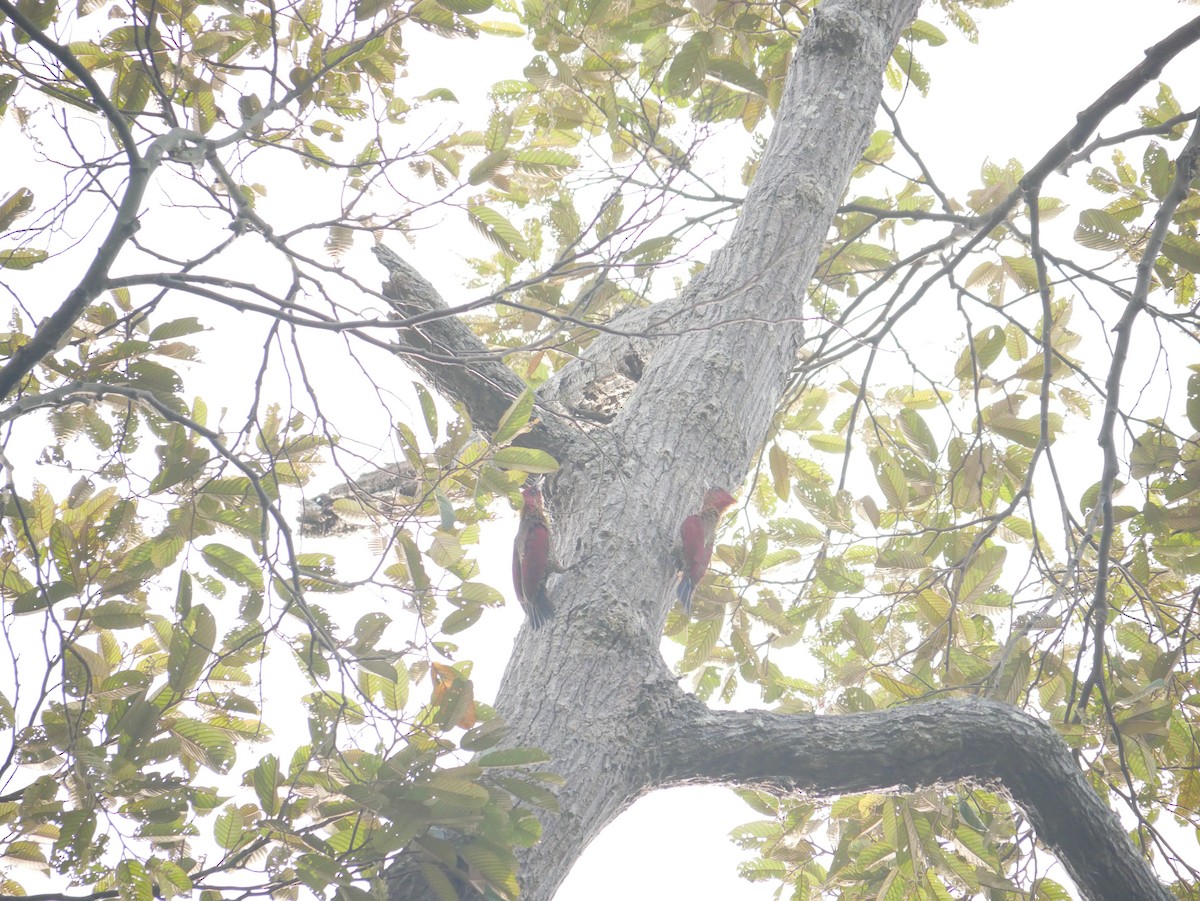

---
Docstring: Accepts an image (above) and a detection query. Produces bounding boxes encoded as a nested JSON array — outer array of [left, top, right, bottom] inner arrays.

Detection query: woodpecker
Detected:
[[676, 487, 736, 613], [513, 484, 554, 629]]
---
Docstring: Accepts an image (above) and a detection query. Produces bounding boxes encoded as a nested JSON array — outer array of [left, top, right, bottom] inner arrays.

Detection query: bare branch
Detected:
[[1073, 113, 1200, 717]]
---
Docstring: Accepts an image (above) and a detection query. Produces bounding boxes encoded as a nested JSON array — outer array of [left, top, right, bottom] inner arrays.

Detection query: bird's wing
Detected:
[[521, 521, 551, 604], [680, 515, 707, 583], [512, 522, 527, 605]]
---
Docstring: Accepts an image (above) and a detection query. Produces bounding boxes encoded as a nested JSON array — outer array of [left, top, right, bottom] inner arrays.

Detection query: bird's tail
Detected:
[[675, 574, 695, 614], [529, 590, 555, 629]]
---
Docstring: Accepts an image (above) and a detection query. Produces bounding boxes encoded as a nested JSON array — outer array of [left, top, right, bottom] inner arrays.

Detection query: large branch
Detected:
[[658, 697, 1170, 901], [373, 245, 577, 458], [297, 246, 583, 535]]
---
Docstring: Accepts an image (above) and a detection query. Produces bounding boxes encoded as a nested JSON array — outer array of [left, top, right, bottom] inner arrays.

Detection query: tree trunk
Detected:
[[491, 5, 923, 896], [386, 1, 1174, 899]]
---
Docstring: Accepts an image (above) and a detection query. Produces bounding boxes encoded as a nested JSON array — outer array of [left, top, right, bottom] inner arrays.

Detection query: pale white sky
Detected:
[[2, 1, 1199, 899]]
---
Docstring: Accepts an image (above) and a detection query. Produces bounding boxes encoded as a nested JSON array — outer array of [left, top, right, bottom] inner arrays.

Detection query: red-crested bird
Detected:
[[513, 484, 554, 629], [676, 487, 736, 613]]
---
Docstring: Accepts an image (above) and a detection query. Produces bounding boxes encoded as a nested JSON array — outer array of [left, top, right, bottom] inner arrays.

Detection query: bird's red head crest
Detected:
[[702, 488, 736, 511], [520, 484, 544, 507]]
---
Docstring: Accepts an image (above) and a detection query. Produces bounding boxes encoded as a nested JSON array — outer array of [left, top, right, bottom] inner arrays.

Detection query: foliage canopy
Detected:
[[0, 0, 1199, 898]]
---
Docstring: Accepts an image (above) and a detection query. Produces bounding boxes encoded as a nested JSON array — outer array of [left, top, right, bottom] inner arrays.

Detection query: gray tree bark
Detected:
[[384, 1, 1174, 900]]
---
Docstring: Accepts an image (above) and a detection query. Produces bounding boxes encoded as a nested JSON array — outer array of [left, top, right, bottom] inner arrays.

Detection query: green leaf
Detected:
[[199, 477, 254, 499], [477, 747, 550, 768], [477, 19, 524, 36], [458, 839, 518, 897], [1175, 195, 1200, 222], [891, 45, 929, 95], [0, 248, 48, 270], [214, 806, 246, 850], [117, 859, 152, 901], [424, 771, 490, 811], [0, 564, 34, 600], [335, 887, 377, 901], [957, 545, 1006, 605], [418, 87, 459, 103], [808, 433, 847, 454], [172, 718, 236, 772], [988, 414, 1045, 449], [296, 137, 334, 168], [128, 359, 184, 397], [769, 518, 824, 546], [484, 110, 513, 152], [419, 862, 460, 901], [494, 389, 535, 444], [437, 0, 493, 14], [383, 663, 410, 711], [0, 74, 17, 115], [897, 409, 937, 461], [150, 860, 193, 897], [622, 235, 676, 266], [0, 188, 33, 231], [1005, 322, 1029, 360], [666, 31, 712, 97], [1074, 209, 1128, 251], [460, 717, 508, 751], [873, 671, 923, 699], [53, 809, 97, 871], [1080, 478, 1125, 515], [149, 317, 204, 340], [1144, 141, 1172, 199], [1162, 233, 1200, 273], [415, 382, 439, 439], [168, 605, 216, 692], [113, 60, 150, 114], [466, 204, 530, 260], [468, 149, 508, 185], [0, 690, 13, 729], [429, 530, 464, 568], [955, 326, 1004, 381], [400, 532, 431, 592], [904, 19, 947, 45], [493, 446, 559, 473], [3, 840, 47, 868], [435, 489, 456, 530], [680, 616, 722, 670], [706, 58, 766, 97], [510, 148, 577, 175], [352, 0, 391, 18], [875, 550, 930, 570], [202, 544, 265, 590], [253, 754, 280, 815], [91, 600, 147, 629], [1188, 371, 1200, 432], [816, 558, 863, 593], [492, 775, 560, 812], [442, 604, 482, 634], [13, 580, 76, 615], [192, 82, 217, 134], [873, 454, 908, 508], [768, 444, 790, 501]]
